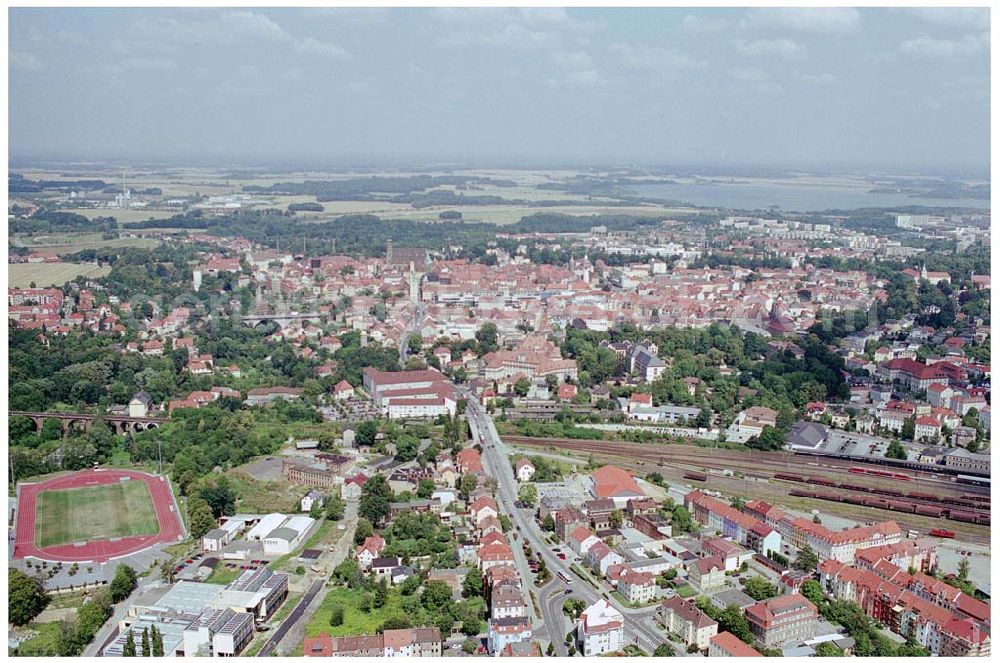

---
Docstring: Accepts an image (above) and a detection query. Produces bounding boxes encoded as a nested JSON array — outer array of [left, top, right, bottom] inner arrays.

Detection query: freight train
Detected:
[[787, 489, 991, 526], [773, 473, 989, 512]]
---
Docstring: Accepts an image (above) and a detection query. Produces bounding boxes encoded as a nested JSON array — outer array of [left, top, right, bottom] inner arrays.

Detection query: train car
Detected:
[[844, 495, 868, 506], [810, 476, 836, 488], [908, 491, 939, 502], [956, 474, 990, 487], [789, 489, 816, 498], [929, 528, 955, 538], [871, 488, 904, 498], [848, 467, 866, 475], [774, 473, 806, 482], [941, 497, 977, 509], [915, 505, 945, 518], [975, 514, 990, 526], [961, 493, 990, 503], [684, 472, 707, 482], [886, 500, 916, 514], [948, 510, 979, 523]]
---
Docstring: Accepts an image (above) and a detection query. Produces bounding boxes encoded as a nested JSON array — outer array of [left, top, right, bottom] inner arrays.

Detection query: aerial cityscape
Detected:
[[6, 6, 992, 659]]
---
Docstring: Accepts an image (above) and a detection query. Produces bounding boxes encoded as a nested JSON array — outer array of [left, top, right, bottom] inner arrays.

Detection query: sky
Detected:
[[8, 7, 991, 174]]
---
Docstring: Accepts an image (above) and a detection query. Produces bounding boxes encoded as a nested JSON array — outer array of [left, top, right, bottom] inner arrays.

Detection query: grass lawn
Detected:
[[35, 480, 159, 548], [676, 585, 696, 599], [205, 565, 243, 585], [270, 593, 303, 624], [13, 622, 63, 656], [305, 587, 406, 638]]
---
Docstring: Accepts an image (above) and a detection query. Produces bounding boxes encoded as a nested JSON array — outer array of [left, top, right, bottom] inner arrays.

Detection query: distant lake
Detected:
[[630, 181, 988, 212]]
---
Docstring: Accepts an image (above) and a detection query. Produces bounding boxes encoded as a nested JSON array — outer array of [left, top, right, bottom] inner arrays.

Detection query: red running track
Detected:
[[14, 469, 185, 563]]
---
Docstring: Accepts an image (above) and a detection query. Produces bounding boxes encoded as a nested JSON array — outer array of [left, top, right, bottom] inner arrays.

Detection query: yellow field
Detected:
[[9, 262, 111, 287]]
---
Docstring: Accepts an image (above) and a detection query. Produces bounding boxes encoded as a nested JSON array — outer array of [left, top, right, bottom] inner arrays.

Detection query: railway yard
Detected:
[[503, 435, 991, 545]]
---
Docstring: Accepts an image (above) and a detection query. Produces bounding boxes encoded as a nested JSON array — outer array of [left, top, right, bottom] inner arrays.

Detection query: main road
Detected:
[[465, 398, 675, 655]]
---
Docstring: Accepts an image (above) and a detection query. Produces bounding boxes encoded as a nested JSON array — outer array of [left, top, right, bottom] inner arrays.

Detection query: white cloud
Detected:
[[553, 50, 594, 70], [550, 50, 602, 87], [906, 8, 989, 31], [736, 38, 805, 58], [432, 7, 594, 50], [128, 11, 348, 59], [294, 36, 349, 59], [744, 8, 861, 35], [899, 34, 988, 58], [730, 66, 767, 82], [610, 43, 701, 71], [680, 14, 728, 34], [123, 56, 178, 73], [10, 50, 43, 71], [800, 72, 837, 85]]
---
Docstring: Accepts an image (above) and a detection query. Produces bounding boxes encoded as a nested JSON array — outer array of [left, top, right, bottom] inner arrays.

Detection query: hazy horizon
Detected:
[[9, 7, 990, 175]]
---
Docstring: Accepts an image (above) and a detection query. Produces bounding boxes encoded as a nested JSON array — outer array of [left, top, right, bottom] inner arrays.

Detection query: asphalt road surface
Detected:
[[465, 399, 678, 655], [259, 579, 324, 656]]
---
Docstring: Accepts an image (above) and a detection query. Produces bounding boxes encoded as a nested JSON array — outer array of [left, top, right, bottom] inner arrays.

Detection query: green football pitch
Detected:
[[34, 480, 160, 548]]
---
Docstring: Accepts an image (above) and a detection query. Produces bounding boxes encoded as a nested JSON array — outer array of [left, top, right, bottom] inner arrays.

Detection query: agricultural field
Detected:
[[34, 480, 160, 548], [64, 208, 177, 224], [8, 262, 111, 287]]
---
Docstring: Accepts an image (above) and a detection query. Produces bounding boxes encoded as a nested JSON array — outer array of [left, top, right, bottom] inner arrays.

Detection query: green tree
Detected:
[[151, 625, 164, 656], [670, 505, 693, 534], [717, 604, 754, 644], [653, 644, 675, 657], [354, 518, 374, 545], [8, 568, 48, 626], [743, 576, 779, 601], [187, 497, 216, 539], [124, 630, 137, 657], [326, 494, 346, 521], [373, 579, 390, 609], [360, 474, 393, 524], [417, 479, 436, 499], [421, 580, 453, 611], [331, 558, 363, 588], [958, 558, 970, 583], [513, 377, 530, 397], [794, 544, 820, 572], [141, 627, 150, 656], [462, 566, 484, 599], [901, 417, 916, 441], [408, 335, 422, 355], [475, 323, 499, 354], [517, 483, 538, 506], [815, 642, 842, 656], [801, 579, 824, 606], [108, 564, 137, 603], [885, 439, 908, 460], [458, 472, 479, 500], [461, 618, 484, 636], [330, 603, 344, 627]]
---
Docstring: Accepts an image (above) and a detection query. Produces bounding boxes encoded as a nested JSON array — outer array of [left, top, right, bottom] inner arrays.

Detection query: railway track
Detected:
[[503, 435, 986, 497], [504, 435, 992, 536]]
